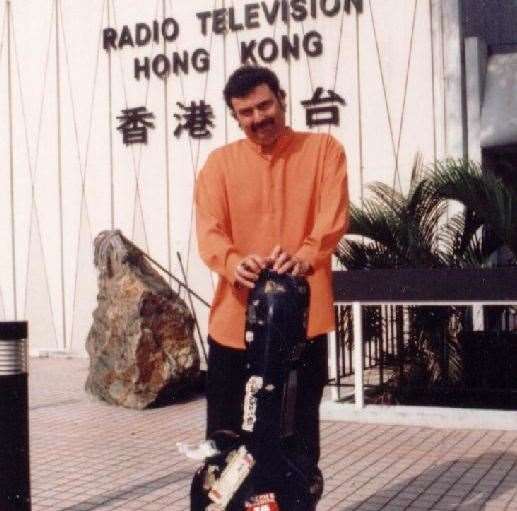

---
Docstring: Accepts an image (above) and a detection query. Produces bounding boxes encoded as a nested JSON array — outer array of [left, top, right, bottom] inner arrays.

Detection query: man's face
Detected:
[[231, 83, 286, 148]]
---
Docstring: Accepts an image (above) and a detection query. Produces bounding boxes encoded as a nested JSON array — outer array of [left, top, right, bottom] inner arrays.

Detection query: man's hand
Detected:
[[234, 254, 267, 289], [269, 245, 311, 276]]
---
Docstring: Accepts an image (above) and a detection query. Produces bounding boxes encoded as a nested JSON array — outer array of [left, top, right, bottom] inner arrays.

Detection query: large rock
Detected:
[[85, 230, 200, 409]]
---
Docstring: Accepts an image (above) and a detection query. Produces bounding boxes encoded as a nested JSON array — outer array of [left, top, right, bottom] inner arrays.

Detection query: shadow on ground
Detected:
[[150, 370, 206, 408], [58, 471, 192, 511], [335, 451, 517, 510]]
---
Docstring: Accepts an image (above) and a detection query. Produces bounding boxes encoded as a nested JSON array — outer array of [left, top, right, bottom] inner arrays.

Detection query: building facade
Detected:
[[0, 0, 514, 357]]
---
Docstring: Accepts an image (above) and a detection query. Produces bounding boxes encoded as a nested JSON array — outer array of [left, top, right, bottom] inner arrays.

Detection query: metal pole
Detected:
[[123, 235, 210, 308], [472, 303, 485, 331], [328, 329, 339, 401], [0, 321, 30, 511], [176, 252, 208, 365], [352, 301, 364, 409]]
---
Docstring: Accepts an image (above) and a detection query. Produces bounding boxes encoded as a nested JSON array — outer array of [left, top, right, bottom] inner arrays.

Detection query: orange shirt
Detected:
[[195, 127, 349, 349]]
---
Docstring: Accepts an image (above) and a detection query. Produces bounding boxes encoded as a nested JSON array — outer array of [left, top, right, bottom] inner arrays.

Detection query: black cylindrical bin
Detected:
[[0, 321, 31, 511]]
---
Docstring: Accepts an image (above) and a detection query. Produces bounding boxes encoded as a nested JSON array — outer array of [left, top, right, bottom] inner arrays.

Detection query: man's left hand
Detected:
[[269, 245, 311, 276]]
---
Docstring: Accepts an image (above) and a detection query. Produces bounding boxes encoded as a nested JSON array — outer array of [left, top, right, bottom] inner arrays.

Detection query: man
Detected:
[[195, 65, 349, 490]]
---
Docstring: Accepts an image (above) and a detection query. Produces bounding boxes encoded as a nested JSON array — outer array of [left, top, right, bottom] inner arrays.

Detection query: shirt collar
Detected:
[[244, 126, 294, 159]]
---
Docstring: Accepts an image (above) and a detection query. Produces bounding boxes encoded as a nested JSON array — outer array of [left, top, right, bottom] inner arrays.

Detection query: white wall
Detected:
[[0, 0, 451, 356]]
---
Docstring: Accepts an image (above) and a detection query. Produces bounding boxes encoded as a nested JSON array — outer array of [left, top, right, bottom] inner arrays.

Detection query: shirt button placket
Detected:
[[270, 158, 282, 242], [266, 158, 274, 214]]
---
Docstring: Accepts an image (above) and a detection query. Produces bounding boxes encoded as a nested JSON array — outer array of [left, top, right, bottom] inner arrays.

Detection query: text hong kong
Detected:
[[101, 0, 362, 80]]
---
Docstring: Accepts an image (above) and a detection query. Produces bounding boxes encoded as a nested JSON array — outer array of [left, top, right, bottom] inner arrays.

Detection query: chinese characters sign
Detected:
[[173, 101, 215, 139], [117, 107, 155, 144], [301, 87, 346, 128], [116, 88, 346, 143]]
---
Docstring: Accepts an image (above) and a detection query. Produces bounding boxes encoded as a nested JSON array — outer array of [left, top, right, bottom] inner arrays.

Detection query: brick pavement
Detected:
[[28, 357, 517, 511]]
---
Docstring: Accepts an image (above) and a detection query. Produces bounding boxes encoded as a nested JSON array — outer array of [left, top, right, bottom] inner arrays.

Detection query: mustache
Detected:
[[251, 118, 274, 132]]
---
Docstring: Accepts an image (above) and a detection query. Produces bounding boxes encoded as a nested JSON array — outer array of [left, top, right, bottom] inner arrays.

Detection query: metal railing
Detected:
[[329, 268, 517, 408], [332, 304, 402, 385], [329, 303, 517, 405]]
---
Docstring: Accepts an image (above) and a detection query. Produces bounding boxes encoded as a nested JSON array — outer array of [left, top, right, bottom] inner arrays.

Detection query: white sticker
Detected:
[[208, 446, 255, 509], [242, 376, 263, 432]]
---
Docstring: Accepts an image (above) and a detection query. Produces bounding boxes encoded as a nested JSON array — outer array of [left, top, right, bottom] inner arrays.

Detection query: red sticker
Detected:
[[245, 493, 280, 511]]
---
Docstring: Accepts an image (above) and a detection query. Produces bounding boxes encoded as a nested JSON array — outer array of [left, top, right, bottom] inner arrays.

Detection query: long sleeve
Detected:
[[195, 152, 243, 285], [195, 132, 349, 347], [294, 137, 349, 269]]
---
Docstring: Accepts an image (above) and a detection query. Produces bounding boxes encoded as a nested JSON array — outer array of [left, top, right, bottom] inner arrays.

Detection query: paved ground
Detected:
[[27, 357, 517, 511]]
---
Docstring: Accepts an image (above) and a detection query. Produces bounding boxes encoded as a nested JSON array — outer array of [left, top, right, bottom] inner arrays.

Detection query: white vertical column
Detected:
[[107, 0, 114, 230], [464, 36, 487, 163], [163, 0, 172, 283], [353, 301, 364, 409], [7, 0, 17, 319], [442, 0, 466, 159], [55, 0, 66, 350], [430, 0, 446, 160], [355, 8, 364, 206]]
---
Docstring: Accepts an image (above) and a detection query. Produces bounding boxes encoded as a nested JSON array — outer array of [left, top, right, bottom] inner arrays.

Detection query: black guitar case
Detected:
[[190, 270, 323, 511]]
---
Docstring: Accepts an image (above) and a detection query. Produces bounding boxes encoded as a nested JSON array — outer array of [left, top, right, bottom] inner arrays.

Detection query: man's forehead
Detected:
[[231, 83, 275, 107]]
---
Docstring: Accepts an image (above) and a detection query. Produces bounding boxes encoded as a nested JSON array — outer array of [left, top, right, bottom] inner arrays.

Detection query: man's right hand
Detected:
[[234, 254, 267, 289]]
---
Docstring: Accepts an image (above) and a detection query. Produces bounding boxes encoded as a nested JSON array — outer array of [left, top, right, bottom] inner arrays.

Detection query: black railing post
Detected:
[[0, 321, 31, 511]]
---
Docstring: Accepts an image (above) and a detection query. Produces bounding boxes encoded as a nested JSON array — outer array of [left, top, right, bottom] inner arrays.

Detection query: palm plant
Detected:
[[335, 157, 516, 403], [429, 159, 517, 265], [337, 158, 516, 270], [337, 156, 445, 269]]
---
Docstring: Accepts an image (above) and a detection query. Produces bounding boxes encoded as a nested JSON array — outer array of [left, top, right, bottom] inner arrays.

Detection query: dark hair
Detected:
[[223, 65, 285, 110]]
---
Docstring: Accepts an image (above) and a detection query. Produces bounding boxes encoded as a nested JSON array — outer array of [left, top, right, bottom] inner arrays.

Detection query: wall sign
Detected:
[[103, 0, 363, 80]]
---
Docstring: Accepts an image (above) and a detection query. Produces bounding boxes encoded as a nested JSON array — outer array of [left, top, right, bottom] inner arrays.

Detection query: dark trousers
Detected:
[[205, 334, 328, 469]]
